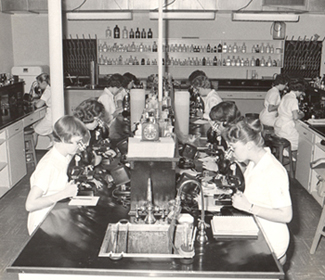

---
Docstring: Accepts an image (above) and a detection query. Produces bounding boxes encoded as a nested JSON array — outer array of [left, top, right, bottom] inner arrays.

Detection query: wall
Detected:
[[0, 13, 14, 73], [9, 12, 325, 77]]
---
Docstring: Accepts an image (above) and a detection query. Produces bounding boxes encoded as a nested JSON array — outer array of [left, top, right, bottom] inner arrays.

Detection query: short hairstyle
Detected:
[[74, 99, 105, 124], [36, 73, 50, 85], [273, 73, 288, 86], [191, 75, 211, 89], [188, 70, 206, 85], [223, 116, 264, 147], [209, 101, 241, 126], [53, 115, 90, 144], [122, 72, 139, 88], [288, 77, 307, 92], [105, 73, 124, 88]]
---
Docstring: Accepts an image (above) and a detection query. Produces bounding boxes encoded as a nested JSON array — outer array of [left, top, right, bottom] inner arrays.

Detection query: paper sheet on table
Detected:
[[68, 196, 99, 206], [192, 119, 210, 125]]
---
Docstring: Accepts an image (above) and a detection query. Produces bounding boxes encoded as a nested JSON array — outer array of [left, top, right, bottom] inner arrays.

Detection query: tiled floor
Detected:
[[0, 151, 325, 279]]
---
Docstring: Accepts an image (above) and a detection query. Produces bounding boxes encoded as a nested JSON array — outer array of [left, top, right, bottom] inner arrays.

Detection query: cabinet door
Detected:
[[7, 130, 27, 187], [296, 123, 314, 191]]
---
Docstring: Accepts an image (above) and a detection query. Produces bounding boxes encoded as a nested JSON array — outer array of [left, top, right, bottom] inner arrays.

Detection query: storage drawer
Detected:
[[298, 124, 314, 143], [6, 120, 23, 138], [23, 111, 40, 127]]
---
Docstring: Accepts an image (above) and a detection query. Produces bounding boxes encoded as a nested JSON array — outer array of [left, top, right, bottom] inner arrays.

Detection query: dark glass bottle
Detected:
[[113, 25, 120, 39], [135, 28, 140, 39], [129, 28, 134, 38], [147, 28, 153, 38], [256, 58, 260, 66], [141, 28, 146, 38], [217, 43, 222, 53], [202, 57, 206, 66], [213, 56, 218, 66], [207, 44, 211, 53]]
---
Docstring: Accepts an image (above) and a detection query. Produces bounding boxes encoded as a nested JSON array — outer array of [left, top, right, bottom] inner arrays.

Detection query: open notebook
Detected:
[[211, 215, 259, 238]]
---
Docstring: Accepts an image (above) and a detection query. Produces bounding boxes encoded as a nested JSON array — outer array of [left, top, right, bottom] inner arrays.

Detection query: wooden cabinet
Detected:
[[97, 38, 283, 79], [0, 129, 9, 190]]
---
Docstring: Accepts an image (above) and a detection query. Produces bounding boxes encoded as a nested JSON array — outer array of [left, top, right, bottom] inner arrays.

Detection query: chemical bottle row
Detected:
[[106, 25, 153, 39], [98, 55, 282, 67], [98, 41, 280, 55]]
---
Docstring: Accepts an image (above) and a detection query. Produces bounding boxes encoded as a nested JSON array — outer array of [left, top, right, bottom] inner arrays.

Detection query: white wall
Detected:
[[9, 12, 325, 76], [0, 13, 14, 73]]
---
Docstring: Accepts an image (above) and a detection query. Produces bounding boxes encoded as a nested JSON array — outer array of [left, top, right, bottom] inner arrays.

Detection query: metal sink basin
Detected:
[[99, 221, 195, 260]]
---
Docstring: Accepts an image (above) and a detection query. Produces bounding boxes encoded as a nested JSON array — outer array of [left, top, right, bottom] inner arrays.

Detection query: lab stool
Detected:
[[310, 204, 325, 254], [24, 127, 37, 168], [262, 125, 274, 141], [264, 134, 295, 178]]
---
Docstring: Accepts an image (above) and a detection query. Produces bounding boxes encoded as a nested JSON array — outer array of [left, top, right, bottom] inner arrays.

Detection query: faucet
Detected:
[[175, 179, 208, 244]]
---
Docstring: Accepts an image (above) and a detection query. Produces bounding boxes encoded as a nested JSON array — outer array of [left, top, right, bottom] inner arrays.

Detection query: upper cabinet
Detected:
[[1, 0, 47, 13]]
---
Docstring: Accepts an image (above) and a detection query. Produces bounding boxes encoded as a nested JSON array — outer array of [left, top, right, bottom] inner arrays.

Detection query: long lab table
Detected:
[[7, 189, 284, 280]]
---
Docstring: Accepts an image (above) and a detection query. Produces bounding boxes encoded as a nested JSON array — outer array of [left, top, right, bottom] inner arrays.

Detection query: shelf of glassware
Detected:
[[97, 38, 283, 79]]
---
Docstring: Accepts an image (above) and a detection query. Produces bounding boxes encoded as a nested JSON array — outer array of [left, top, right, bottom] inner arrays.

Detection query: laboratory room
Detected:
[[1, 0, 325, 279]]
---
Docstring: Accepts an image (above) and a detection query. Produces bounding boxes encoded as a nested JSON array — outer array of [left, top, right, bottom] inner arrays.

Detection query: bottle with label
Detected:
[[260, 43, 265, 53], [152, 41, 158, 52], [233, 43, 238, 53], [148, 28, 153, 38], [213, 56, 218, 66], [260, 56, 265, 67], [105, 26, 112, 38], [122, 26, 128, 39], [202, 57, 206, 66], [267, 56, 272, 67], [241, 42, 246, 53], [218, 43, 222, 53], [114, 25, 120, 39], [207, 44, 211, 53], [226, 56, 231, 66], [135, 28, 141, 38], [236, 56, 241, 67], [129, 28, 135, 38], [102, 42, 108, 52], [231, 56, 236, 66], [228, 45, 232, 53], [222, 42, 228, 53], [141, 28, 146, 38], [266, 43, 270, 53]]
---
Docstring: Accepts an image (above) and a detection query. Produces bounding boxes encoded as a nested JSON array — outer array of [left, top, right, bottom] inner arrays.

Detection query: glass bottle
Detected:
[[141, 28, 146, 38], [105, 26, 112, 38], [241, 42, 246, 53], [129, 28, 135, 38], [113, 25, 120, 39], [202, 57, 206, 66], [122, 26, 128, 39], [207, 44, 211, 53], [147, 28, 153, 38], [267, 56, 273, 67], [135, 28, 140, 38], [231, 56, 236, 66], [255, 58, 260, 66], [260, 56, 265, 67], [222, 42, 228, 53], [218, 43, 222, 53], [233, 43, 238, 53], [226, 56, 231, 66], [250, 56, 256, 67], [213, 56, 218, 66], [152, 41, 158, 52]]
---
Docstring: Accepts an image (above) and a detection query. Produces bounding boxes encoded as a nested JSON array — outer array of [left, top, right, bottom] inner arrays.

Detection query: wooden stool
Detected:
[[24, 127, 37, 168], [310, 205, 325, 254], [264, 135, 295, 178]]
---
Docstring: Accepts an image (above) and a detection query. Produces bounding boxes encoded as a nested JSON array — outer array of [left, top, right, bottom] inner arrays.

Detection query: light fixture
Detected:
[[66, 11, 132, 21], [232, 12, 300, 22], [149, 11, 215, 20]]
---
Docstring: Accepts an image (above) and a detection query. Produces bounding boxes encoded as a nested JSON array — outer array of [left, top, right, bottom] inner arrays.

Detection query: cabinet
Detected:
[[97, 38, 284, 79], [296, 121, 315, 191], [7, 121, 26, 187], [219, 90, 266, 115], [0, 129, 9, 189]]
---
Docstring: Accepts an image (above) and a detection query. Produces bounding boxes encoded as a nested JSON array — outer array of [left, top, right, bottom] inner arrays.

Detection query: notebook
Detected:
[[211, 215, 259, 238]]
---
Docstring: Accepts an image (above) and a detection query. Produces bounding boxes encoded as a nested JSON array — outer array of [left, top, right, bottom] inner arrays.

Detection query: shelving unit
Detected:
[[97, 38, 284, 79]]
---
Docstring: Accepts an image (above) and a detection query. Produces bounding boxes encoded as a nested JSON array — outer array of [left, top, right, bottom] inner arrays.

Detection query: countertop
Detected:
[[0, 104, 45, 131], [7, 181, 284, 279]]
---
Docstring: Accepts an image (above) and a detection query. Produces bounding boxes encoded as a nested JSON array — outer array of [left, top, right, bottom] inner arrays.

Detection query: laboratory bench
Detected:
[[7, 149, 284, 280]]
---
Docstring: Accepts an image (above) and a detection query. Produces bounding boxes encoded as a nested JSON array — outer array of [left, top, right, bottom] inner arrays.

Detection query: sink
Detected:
[[98, 221, 195, 259]]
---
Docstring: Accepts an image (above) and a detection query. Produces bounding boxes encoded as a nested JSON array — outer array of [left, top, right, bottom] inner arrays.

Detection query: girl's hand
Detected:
[[64, 181, 79, 198], [200, 157, 218, 172], [232, 191, 251, 212]]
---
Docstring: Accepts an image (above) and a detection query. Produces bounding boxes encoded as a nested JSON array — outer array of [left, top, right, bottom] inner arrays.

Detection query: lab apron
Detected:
[[260, 108, 277, 127], [274, 117, 298, 150]]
